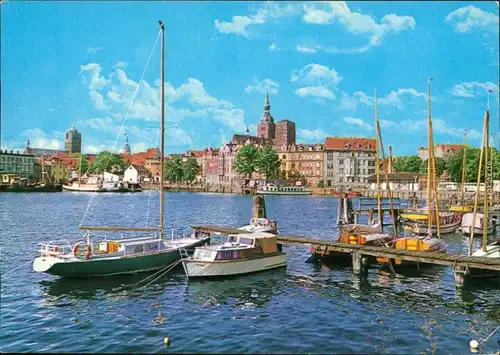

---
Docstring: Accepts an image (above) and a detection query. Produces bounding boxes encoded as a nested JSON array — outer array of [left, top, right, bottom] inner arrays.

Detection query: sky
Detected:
[[1, 1, 499, 156]]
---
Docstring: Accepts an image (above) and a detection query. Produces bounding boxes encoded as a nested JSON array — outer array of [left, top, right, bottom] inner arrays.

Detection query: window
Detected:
[[339, 168, 344, 173], [339, 159, 344, 165], [327, 152, 334, 160], [327, 172, 334, 177], [238, 237, 254, 246]]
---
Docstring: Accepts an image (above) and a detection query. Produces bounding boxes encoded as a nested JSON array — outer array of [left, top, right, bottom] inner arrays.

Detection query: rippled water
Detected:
[[1, 192, 499, 353]]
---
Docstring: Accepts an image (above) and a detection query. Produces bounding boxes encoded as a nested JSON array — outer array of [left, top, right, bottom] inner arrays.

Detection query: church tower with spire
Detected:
[[122, 133, 131, 155], [257, 91, 276, 141]]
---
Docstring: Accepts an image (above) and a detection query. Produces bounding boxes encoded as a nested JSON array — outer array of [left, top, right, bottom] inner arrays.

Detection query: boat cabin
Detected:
[[191, 232, 281, 262], [249, 218, 277, 229]]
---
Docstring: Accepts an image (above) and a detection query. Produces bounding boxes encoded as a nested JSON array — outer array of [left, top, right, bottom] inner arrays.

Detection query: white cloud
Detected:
[[113, 61, 128, 69], [291, 64, 342, 86], [337, 91, 374, 110], [300, 1, 416, 53], [295, 86, 336, 100], [269, 43, 278, 51], [378, 88, 426, 110], [244, 78, 279, 94], [445, 5, 499, 33], [297, 128, 329, 141], [20, 128, 64, 150], [343, 117, 372, 131], [296, 45, 317, 53], [79, 63, 109, 91], [451, 81, 499, 98], [89, 90, 110, 111], [210, 108, 247, 132], [87, 46, 101, 54], [214, 2, 300, 36]]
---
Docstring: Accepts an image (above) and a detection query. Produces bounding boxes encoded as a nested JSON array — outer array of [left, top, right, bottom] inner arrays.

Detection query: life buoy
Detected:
[[72, 241, 83, 255]]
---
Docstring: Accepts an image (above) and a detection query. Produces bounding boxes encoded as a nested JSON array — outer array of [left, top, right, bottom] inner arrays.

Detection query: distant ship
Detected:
[[256, 183, 312, 196]]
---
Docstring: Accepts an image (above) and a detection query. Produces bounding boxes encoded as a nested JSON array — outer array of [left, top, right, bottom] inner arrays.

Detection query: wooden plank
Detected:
[[79, 226, 160, 232]]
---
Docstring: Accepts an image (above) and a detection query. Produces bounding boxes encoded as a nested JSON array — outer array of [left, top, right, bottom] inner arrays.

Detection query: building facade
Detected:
[[279, 143, 324, 187], [65, 127, 82, 153], [417, 144, 466, 160], [275, 120, 296, 147], [323, 137, 377, 188], [49, 160, 69, 184], [0, 149, 36, 179], [203, 148, 220, 185]]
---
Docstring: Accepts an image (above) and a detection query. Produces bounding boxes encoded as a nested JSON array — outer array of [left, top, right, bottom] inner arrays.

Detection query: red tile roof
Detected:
[[122, 148, 161, 166], [324, 137, 377, 151]]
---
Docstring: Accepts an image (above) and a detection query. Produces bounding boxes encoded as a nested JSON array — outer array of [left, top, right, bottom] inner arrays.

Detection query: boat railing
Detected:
[[39, 239, 73, 256]]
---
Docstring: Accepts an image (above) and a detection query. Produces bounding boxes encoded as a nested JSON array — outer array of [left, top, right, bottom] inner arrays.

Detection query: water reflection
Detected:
[[184, 268, 286, 309]]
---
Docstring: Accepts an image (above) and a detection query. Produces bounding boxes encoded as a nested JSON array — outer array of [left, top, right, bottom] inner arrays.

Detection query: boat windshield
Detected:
[[228, 235, 238, 243], [238, 237, 254, 246]]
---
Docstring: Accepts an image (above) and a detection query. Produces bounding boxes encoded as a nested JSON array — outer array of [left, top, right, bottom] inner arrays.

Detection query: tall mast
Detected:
[[426, 78, 433, 235], [374, 89, 381, 224], [159, 20, 165, 239], [483, 110, 490, 252], [461, 129, 467, 201]]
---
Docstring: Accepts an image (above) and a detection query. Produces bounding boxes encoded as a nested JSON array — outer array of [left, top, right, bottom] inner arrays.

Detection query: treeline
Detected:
[[393, 147, 500, 182]]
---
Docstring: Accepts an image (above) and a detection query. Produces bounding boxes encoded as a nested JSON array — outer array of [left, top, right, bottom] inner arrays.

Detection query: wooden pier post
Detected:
[[252, 195, 267, 219], [351, 251, 367, 275], [453, 265, 470, 286]]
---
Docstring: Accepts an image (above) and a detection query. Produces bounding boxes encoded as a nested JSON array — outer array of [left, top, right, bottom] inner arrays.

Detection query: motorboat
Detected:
[[181, 232, 286, 278], [238, 217, 278, 234], [458, 212, 495, 236]]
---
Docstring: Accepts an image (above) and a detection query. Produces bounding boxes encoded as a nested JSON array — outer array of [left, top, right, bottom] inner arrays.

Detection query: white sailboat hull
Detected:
[[182, 253, 286, 278], [408, 219, 461, 235]]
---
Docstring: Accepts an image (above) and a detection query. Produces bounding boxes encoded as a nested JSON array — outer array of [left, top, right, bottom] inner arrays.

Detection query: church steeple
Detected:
[[246, 125, 249, 135], [261, 91, 274, 123], [122, 133, 131, 155], [24, 138, 31, 153]]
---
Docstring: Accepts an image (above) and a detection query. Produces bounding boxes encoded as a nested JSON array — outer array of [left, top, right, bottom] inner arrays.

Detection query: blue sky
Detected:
[[1, 1, 499, 156]]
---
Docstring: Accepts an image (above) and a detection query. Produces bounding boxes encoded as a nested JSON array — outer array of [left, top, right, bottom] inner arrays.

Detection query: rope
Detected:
[[479, 324, 500, 345], [79, 27, 162, 227], [1, 259, 32, 277], [137, 260, 181, 290]]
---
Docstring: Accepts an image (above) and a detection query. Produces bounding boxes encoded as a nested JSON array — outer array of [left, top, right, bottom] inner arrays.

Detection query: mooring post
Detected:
[[352, 251, 367, 275], [453, 265, 470, 286], [252, 195, 267, 219]]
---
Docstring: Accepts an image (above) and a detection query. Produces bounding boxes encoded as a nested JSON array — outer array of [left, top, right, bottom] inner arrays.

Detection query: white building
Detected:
[[123, 165, 151, 184], [103, 171, 121, 182]]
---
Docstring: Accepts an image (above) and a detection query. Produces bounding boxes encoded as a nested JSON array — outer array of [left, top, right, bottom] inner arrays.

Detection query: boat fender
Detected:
[[456, 214, 461, 222]]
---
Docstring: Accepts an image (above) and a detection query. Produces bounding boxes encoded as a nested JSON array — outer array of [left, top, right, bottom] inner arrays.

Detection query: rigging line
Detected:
[[145, 128, 161, 228], [79, 28, 162, 227], [1, 259, 33, 277]]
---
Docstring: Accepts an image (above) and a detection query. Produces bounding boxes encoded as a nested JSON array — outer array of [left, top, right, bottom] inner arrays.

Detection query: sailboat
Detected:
[[400, 80, 461, 235], [392, 79, 448, 257], [338, 89, 395, 246], [33, 21, 210, 278], [469, 108, 500, 268]]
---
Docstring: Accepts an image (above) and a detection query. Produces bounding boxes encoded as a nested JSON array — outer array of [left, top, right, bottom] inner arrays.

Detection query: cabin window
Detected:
[[239, 237, 254, 246], [216, 250, 234, 260], [228, 236, 238, 243]]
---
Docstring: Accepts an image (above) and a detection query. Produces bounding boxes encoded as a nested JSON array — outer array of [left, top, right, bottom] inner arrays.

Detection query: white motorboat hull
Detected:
[[182, 253, 286, 278], [471, 243, 500, 258], [458, 225, 495, 236], [238, 225, 276, 233]]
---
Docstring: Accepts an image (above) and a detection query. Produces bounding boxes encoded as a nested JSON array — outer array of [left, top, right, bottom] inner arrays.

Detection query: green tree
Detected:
[[446, 147, 500, 183], [164, 156, 183, 183], [317, 180, 325, 188], [182, 157, 200, 183], [235, 144, 258, 178], [87, 151, 125, 173], [71, 153, 88, 173], [393, 157, 407, 172], [405, 156, 422, 173], [255, 146, 281, 180]]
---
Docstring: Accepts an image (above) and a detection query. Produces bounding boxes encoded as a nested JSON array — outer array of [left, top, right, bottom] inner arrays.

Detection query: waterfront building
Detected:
[[48, 159, 69, 184], [0, 149, 37, 180], [124, 165, 151, 184], [278, 143, 324, 187], [64, 126, 82, 154], [417, 144, 466, 160], [184, 150, 205, 184], [367, 172, 422, 191], [103, 171, 121, 183], [323, 137, 377, 189], [203, 147, 220, 185]]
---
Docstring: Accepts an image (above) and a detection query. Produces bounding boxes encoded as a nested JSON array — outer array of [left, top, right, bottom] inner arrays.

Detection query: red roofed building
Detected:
[[417, 144, 466, 160], [203, 147, 219, 185], [323, 136, 377, 188]]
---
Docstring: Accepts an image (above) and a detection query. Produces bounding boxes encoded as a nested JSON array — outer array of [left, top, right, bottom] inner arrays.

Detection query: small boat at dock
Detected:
[[238, 217, 278, 234], [181, 232, 286, 278], [458, 212, 495, 236]]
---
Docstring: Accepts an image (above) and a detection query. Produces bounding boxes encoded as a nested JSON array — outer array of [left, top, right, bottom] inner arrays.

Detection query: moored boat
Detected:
[[338, 231, 393, 246], [401, 209, 461, 235], [257, 183, 311, 195], [458, 212, 495, 236], [181, 232, 286, 278], [238, 217, 278, 234]]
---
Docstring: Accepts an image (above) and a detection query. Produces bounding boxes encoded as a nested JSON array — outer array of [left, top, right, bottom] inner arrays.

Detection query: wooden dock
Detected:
[[191, 224, 500, 285]]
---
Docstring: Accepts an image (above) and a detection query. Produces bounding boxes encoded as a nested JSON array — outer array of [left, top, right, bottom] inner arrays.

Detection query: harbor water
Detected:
[[1, 192, 499, 353]]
